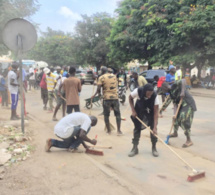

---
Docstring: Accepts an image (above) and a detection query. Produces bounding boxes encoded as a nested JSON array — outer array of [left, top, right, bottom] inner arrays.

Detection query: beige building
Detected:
[[127, 60, 148, 73]]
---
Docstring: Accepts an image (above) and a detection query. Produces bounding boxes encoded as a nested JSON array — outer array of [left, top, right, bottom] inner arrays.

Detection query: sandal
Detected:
[[169, 133, 178, 138], [117, 131, 124, 136], [52, 118, 58, 121], [182, 142, 193, 148]]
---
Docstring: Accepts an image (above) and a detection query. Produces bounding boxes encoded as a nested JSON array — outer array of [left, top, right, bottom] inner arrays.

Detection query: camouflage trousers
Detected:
[[103, 99, 121, 127], [174, 104, 194, 136]]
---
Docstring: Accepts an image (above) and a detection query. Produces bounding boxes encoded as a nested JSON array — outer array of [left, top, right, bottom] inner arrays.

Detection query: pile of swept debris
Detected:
[[0, 120, 34, 180]]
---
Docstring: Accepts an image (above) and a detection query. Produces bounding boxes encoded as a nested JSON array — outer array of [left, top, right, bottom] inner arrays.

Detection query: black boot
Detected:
[[128, 144, 138, 157], [152, 144, 159, 157]]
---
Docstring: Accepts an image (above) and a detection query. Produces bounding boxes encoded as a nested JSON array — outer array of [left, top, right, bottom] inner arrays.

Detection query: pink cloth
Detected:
[[40, 73, 47, 89]]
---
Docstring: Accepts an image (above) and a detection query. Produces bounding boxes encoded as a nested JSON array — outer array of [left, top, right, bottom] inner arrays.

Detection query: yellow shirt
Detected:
[[175, 69, 182, 81], [97, 73, 118, 100], [138, 76, 148, 87], [46, 73, 56, 91]]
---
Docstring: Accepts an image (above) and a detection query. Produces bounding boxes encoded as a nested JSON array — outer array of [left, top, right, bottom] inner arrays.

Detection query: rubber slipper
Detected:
[[52, 118, 58, 121], [182, 142, 193, 148], [169, 133, 178, 138], [117, 132, 124, 136]]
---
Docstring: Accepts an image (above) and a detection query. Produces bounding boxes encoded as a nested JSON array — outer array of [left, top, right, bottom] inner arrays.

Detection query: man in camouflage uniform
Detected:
[[160, 79, 197, 147], [92, 66, 122, 135]]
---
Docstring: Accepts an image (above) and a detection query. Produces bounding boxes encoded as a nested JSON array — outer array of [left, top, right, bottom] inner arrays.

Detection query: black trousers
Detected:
[[131, 116, 157, 146], [67, 105, 80, 114]]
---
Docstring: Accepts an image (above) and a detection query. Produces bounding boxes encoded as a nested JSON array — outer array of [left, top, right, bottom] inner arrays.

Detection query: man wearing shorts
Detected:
[[53, 66, 66, 121]]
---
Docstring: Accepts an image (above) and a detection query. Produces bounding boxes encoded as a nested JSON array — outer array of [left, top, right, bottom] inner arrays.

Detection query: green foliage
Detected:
[[0, 0, 39, 54], [74, 12, 113, 69], [109, 0, 215, 74], [27, 29, 76, 67]]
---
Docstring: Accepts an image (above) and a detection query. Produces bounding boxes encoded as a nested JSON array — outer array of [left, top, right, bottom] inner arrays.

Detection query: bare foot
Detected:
[[45, 139, 52, 152]]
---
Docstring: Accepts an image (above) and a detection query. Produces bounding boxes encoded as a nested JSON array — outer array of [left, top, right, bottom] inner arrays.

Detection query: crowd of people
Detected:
[[0, 61, 198, 157]]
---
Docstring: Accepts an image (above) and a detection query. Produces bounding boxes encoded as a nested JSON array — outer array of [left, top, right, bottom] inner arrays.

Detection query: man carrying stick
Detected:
[[128, 84, 159, 157], [160, 79, 197, 148]]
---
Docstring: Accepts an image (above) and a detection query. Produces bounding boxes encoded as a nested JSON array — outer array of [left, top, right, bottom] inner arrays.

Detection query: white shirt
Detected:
[[54, 112, 91, 139], [55, 74, 66, 91], [29, 67, 35, 80], [8, 70, 18, 94], [130, 88, 159, 105]]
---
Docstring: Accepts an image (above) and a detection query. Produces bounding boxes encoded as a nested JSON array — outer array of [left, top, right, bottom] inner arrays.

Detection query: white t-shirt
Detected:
[[55, 75, 66, 91], [130, 88, 159, 105], [8, 70, 18, 94], [54, 112, 91, 139], [29, 67, 35, 80]]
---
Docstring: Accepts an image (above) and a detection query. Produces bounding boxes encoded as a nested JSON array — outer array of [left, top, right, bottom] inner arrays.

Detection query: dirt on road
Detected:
[[0, 87, 215, 195]]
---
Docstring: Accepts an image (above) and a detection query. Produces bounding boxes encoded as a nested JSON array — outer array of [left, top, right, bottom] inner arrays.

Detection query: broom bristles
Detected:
[[187, 171, 205, 182]]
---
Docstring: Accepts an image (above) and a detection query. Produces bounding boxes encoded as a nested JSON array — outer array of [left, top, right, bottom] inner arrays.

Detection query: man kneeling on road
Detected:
[[128, 84, 159, 157], [45, 112, 98, 152]]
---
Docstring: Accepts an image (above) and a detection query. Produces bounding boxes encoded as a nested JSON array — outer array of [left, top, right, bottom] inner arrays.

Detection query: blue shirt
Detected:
[[22, 69, 26, 81], [166, 73, 175, 85], [63, 71, 68, 77], [0, 77, 6, 91]]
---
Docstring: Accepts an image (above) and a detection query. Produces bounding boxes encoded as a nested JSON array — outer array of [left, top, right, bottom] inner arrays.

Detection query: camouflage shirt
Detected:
[[161, 80, 197, 111], [97, 73, 118, 100]]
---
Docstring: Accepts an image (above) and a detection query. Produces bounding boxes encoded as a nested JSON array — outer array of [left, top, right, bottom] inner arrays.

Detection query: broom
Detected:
[[136, 116, 205, 182], [165, 98, 183, 144], [159, 95, 170, 117], [89, 83, 96, 116]]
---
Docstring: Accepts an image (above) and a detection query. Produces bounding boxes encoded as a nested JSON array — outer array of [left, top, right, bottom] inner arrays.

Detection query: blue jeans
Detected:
[[51, 126, 90, 149]]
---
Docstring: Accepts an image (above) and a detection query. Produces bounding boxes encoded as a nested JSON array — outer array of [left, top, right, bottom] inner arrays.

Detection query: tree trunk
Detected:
[[197, 64, 203, 78], [96, 64, 101, 73]]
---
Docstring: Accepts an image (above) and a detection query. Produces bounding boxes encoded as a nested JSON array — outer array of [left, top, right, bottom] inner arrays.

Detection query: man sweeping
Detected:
[[45, 112, 97, 152], [160, 79, 197, 147], [128, 84, 159, 157]]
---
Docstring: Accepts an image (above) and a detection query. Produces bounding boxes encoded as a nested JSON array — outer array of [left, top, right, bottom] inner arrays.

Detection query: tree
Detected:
[[109, 0, 215, 76], [108, 0, 159, 68], [27, 28, 76, 67], [0, 0, 39, 54], [74, 12, 113, 70], [167, 0, 215, 77]]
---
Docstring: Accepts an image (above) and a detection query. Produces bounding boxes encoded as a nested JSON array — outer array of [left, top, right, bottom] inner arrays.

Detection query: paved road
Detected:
[[24, 85, 215, 194]]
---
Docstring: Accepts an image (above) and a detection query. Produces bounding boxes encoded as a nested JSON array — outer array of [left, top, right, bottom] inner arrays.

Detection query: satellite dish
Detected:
[[2, 18, 37, 134], [2, 18, 37, 52]]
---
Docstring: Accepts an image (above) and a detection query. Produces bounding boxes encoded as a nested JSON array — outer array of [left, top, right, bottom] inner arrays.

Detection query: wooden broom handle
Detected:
[[159, 95, 170, 112], [135, 116, 195, 171], [168, 98, 183, 135]]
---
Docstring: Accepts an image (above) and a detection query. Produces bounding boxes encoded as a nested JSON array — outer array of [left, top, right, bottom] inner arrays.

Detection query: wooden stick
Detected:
[[168, 98, 183, 135], [89, 83, 95, 116], [89, 145, 112, 149], [59, 95, 67, 102], [159, 95, 170, 113], [136, 116, 196, 172]]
